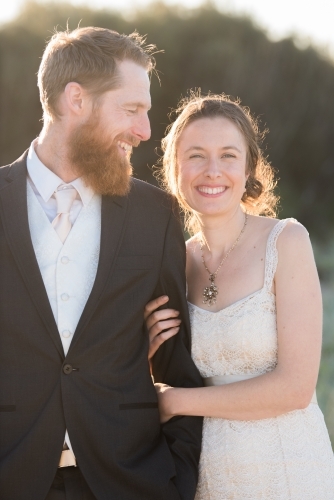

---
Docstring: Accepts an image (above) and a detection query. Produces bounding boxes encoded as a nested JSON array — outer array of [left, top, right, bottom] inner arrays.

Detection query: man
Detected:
[[0, 27, 202, 500]]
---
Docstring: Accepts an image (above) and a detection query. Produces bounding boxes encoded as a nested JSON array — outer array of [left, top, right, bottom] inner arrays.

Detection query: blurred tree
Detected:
[[1, 1, 334, 237]]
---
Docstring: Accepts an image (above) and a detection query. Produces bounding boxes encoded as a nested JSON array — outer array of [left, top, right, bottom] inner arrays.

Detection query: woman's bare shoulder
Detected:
[[276, 218, 310, 248], [249, 215, 308, 242], [273, 219, 314, 274]]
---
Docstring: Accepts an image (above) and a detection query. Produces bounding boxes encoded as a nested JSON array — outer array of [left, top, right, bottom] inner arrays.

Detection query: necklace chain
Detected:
[[200, 213, 248, 306]]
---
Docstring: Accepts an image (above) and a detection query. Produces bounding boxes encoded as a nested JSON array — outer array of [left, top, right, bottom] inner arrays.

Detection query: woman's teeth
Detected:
[[198, 186, 226, 195]]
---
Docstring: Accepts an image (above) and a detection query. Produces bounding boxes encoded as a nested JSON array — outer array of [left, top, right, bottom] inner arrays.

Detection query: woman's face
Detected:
[[177, 117, 248, 221]]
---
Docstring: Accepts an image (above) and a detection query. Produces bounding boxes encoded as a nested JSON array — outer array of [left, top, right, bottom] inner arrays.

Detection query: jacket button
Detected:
[[63, 364, 73, 375]]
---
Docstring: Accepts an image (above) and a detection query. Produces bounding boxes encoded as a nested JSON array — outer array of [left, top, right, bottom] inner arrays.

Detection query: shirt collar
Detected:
[[27, 140, 95, 206]]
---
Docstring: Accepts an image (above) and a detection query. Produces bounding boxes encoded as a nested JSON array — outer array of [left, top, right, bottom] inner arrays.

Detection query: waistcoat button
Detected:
[[63, 364, 73, 375]]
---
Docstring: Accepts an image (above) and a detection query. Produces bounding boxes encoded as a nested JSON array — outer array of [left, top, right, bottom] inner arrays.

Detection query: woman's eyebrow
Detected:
[[184, 145, 242, 153], [221, 145, 242, 153]]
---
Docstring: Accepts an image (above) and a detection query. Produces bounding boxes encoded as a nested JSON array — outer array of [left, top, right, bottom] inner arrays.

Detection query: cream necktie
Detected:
[[52, 186, 77, 243]]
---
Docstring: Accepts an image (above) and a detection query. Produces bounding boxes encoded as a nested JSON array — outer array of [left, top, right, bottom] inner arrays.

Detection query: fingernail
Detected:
[[162, 296, 169, 301]]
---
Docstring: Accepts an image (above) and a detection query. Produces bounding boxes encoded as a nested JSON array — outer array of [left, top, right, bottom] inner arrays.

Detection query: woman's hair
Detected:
[[160, 92, 279, 234]]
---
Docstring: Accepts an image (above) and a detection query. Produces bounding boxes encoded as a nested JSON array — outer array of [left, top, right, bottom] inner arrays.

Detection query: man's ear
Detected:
[[63, 82, 90, 116]]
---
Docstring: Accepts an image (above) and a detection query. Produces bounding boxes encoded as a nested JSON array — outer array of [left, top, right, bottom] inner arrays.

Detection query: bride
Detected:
[[145, 94, 334, 499]]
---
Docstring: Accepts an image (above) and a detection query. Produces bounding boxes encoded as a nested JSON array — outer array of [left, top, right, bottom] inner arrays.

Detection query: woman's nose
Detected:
[[205, 158, 222, 178]]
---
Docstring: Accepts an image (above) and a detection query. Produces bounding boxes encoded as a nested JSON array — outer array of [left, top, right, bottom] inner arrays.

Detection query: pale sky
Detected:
[[2, 0, 334, 57]]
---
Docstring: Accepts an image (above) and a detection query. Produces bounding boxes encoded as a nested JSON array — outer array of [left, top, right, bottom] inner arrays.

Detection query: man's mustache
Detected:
[[115, 134, 141, 148]]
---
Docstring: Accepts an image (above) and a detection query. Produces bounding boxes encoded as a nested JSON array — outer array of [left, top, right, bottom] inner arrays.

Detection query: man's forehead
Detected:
[[115, 61, 151, 107], [117, 60, 150, 84]]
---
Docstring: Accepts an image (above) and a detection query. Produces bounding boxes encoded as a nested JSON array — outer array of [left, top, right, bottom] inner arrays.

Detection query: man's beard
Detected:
[[68, 114, 136, 197]]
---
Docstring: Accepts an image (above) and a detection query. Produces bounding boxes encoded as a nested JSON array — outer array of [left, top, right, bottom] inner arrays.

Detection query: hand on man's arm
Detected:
[[151, 200, 203, 500]]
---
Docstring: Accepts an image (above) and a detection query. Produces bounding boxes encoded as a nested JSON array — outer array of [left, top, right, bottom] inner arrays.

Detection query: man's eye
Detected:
[[127, 109, 137, 114]]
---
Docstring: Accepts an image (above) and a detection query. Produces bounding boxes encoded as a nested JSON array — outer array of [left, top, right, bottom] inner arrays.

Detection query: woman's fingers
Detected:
[[148, 326, 180, 359], [148, 318, 181, 340], [146, 307, 180, 330], [145, 295, 181, 360], [144, 295, 169, 319]]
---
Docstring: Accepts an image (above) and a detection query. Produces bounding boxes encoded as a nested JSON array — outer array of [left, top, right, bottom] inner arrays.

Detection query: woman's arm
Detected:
[[147, 199, 203, 500], [157, 221, 322, 421]]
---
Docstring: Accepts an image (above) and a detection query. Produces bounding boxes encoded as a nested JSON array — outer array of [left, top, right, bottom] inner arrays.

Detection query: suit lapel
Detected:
[[69, 192, 129, 351], [0, 154, 64, 357]]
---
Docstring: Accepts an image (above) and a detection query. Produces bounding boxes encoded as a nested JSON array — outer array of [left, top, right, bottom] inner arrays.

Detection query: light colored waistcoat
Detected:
[[27, 181, 101, 356]]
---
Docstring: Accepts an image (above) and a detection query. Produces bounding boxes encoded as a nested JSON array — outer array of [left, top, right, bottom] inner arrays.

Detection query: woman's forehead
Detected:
[[178, 116, 247, 149]]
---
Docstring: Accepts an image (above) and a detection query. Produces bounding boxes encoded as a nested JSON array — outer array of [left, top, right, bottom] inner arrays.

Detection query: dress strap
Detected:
[[263, 218, 297, 291]]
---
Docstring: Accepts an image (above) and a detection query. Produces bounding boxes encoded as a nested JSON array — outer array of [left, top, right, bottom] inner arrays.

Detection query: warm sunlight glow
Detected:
[[1, 0, 334, 57]]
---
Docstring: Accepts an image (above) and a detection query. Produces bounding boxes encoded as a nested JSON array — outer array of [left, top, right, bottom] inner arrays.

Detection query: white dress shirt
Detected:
[[26, 140, 101, 455], [27, 139, 95, 221]]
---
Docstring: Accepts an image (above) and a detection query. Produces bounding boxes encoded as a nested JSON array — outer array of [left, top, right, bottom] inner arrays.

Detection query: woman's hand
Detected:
[[154, 383, 175, 423], [144, 295, 181, 360]]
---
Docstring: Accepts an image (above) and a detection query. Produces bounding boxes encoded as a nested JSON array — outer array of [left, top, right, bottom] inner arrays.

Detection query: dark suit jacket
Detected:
[[0, 152, 203, 500]]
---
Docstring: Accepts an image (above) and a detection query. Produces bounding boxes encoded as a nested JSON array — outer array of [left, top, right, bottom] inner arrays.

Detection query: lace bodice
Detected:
[[189, 218, 290, 378], [188, 218, 334, 500]]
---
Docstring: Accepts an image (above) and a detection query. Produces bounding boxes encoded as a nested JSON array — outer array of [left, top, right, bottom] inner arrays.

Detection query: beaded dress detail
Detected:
[[189, 219, 334, 500]]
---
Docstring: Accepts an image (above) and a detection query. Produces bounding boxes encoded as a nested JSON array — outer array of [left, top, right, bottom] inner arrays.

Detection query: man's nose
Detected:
[[133, 113, 151, 142]]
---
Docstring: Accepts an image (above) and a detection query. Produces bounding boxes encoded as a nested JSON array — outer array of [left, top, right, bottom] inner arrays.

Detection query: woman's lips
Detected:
[[197, 185, 227, 196]]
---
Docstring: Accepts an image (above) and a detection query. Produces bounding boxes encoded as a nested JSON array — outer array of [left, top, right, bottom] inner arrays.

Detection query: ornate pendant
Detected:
[[203, 274, 218, 306]]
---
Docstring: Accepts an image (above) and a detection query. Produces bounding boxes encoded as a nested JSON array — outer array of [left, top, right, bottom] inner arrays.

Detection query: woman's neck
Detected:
[[198, 208, 247, 260]]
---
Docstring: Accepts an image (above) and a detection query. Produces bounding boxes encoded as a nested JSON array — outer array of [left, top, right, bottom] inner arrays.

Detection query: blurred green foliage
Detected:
[[1, 1, 334, 238], [0, 1, 333, 443], [318, 279, 334, 446]]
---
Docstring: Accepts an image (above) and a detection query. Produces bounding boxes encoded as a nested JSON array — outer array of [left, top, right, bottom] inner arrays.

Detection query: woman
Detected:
[[145, 94, 334, 499]]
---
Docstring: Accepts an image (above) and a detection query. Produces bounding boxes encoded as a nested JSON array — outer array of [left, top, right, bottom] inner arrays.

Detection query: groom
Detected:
[[0, 27, 202, 500]]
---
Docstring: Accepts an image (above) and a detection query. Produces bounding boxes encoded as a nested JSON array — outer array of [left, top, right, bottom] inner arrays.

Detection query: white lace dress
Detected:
[[189, 219, 334, 500]]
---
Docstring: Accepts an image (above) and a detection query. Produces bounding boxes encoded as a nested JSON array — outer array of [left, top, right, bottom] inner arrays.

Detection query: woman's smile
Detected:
[[197, 185, 228, 196], [177, 116, 248, 217]]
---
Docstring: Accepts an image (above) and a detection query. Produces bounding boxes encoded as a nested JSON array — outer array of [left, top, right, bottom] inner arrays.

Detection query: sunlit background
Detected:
[[1, 0, 334, 443], [2, 0, 334, 57]]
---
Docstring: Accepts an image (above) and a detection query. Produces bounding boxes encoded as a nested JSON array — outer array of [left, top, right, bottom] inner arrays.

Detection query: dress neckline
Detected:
[[187, 218, 293, 315], [188, 287, 275, 315]]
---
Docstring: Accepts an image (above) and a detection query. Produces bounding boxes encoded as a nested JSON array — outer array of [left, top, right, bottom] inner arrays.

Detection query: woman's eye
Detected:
[[222, 153, 235, 158], [189, 154, 203, 159]]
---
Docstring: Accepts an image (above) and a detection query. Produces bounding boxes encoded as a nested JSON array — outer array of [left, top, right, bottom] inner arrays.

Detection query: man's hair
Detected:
[[37, 27, 156, 121], [160, 92, 279, 234]]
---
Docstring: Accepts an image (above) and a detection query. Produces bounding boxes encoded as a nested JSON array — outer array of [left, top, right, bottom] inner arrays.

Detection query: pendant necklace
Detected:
[[201, 213, 248, 306]]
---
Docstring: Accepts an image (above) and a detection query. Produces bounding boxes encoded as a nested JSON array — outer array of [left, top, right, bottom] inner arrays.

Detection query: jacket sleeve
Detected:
[[151, 198, 203, 500]]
